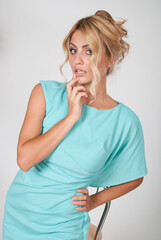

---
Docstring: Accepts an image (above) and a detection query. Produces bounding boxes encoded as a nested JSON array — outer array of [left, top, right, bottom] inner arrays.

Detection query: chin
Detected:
[[78, 77, 92, 84]]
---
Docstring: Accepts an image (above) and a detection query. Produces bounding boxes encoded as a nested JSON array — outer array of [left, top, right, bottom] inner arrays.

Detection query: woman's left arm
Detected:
[[91, 177, 144, 209], [72, 177, 144, 212]]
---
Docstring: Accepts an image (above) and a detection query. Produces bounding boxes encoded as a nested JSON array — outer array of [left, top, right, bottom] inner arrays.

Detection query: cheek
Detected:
[[68, 57, 73, 66], [84, 59, 92, 72], [98, 59, 107, 74]]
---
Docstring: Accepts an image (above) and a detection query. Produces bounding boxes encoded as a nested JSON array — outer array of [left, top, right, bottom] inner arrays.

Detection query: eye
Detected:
[[69, 48, 76, 54], [86, 49, 92, 55], [69, 48, 92, 55]]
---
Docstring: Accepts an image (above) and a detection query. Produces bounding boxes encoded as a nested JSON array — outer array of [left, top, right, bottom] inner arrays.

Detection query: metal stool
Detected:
[[88, 186, 111, 240]]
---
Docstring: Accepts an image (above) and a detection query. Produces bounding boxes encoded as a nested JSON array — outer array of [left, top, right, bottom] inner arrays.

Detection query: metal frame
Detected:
[[94, 186, 111, 240]]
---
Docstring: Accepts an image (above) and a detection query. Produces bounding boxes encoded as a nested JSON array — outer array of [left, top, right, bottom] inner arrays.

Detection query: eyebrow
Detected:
[[69, 42, 89, 48]]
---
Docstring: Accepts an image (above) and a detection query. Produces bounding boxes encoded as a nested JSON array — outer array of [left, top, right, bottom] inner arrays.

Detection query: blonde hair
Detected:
[[57, 10, 130, 104]]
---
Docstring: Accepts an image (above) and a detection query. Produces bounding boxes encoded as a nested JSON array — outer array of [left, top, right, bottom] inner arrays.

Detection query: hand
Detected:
[[66, 72, 88, 122], [72, 188, 95, 212]]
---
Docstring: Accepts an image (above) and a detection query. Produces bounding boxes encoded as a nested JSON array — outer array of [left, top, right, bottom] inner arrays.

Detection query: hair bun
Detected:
[[94, 10, 115, 23]]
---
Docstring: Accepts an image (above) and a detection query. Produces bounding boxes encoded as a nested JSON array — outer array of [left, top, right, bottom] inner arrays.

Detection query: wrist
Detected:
[[65, 114, 78, 124], [90, 193, 99, 210]]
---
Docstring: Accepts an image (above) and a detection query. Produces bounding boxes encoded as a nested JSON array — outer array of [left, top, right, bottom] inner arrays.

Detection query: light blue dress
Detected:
[[2, 80, 148, 239]]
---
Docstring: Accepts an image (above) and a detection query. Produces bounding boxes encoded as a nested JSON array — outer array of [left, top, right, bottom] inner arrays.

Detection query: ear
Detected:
[[109, 56, 116, 67], [111, 56, 116, 64], [106, 56, 116, 68]]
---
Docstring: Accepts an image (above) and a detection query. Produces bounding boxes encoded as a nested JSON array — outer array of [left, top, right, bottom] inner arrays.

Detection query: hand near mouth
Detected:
[[66, 72, 89, 122]]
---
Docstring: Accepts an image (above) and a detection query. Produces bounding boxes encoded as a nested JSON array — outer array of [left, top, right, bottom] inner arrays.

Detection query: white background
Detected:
[[0, 0, 160, 239]]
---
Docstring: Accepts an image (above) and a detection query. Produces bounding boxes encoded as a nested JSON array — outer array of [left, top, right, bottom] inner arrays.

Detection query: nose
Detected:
[[74, 52, 84, 65]]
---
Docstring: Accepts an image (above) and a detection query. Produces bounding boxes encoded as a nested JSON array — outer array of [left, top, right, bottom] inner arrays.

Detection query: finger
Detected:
[[70, 85, 87, 99], [77, 188, 89, 194], [77, 188, 89, 195], [76, 206, 87, 211], [72, 195, 87, 201], [75, 92, 88, 102], [73, 71, 76, 79], [72, 200, 86, 205], [77, 188, 88, 192], [66, 76, 79, 95]]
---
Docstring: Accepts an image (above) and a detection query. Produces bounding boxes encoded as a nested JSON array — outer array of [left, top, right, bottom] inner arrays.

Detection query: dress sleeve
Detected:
[[39, 80, 63, 116], [89, 114, 148, 187]]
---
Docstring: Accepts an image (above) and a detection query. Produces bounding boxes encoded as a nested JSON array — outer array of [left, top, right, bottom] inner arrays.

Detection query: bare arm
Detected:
[[91, 177, 144, 209], [17, 83, 76, 172], [17, 75, 88, 172]]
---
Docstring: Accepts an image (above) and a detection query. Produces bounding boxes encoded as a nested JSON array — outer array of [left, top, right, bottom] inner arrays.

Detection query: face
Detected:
[[68, 30, 113, 85]]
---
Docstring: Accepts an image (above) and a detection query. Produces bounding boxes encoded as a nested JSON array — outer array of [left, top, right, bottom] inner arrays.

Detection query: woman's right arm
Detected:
[[17, 76, 88, 172]]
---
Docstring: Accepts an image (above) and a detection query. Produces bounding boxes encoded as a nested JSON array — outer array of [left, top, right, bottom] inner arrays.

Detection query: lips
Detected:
[[75, 69, 87, 77], [75, 71, 86, 77], [75, 69, 87, 73]]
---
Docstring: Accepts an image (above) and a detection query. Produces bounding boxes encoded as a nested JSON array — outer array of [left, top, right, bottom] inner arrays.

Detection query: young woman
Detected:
[[2, 10, 148, 240]]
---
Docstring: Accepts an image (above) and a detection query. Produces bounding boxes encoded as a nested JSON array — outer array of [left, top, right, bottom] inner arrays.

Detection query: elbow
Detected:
[[127, 177, 144, 191], [17, 156, 30, 172], [17, 159, 30, 172], [17, 147, 31, 172], [138, 177, 144, 185], [134, 177, 144, 188]]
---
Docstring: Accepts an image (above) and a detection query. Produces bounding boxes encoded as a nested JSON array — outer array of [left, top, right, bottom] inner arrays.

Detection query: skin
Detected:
[[72, 178, 143, 212], [68, 29, 118, 110], [69, 30, 144, 212]]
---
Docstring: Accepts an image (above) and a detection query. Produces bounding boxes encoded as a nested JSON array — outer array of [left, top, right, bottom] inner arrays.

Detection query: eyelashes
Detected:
[[69, 48, 92, 55]]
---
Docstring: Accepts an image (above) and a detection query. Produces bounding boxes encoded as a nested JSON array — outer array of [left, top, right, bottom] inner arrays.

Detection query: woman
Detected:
[[2, 10, 148, 240]]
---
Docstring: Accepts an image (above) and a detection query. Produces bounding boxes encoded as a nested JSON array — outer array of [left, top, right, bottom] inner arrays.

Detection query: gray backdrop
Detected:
[[0, 0, 160, 239]]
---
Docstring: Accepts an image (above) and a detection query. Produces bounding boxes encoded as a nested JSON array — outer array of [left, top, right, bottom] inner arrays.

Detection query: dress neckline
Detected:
[[83, 100, 122, 112], [62, 81, 122, 112]]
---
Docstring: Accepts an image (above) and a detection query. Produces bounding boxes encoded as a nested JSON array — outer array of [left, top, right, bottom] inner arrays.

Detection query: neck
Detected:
[[82, 79, 108, 105]]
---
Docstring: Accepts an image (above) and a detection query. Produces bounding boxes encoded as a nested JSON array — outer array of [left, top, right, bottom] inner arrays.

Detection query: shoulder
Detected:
[[120, 102, 143, 132], [39, 80, 66, 95], [29, 82, 44, 102], [38, 80, 67, 114], [40, 80, 66, 88], [40, 80, 60, 85]]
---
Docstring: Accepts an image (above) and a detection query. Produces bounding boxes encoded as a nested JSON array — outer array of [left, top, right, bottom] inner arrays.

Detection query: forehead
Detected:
[[70, 30, 106, 51], [70, 30, 88, 45]]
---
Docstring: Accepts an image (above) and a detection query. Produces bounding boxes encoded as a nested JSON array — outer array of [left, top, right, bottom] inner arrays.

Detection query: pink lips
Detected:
[[75, 71, 86, 77], [75, 69, 87, 77]]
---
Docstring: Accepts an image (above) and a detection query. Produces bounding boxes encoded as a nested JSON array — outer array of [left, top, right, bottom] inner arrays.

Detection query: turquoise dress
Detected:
[[2, 80, 148, 240]]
